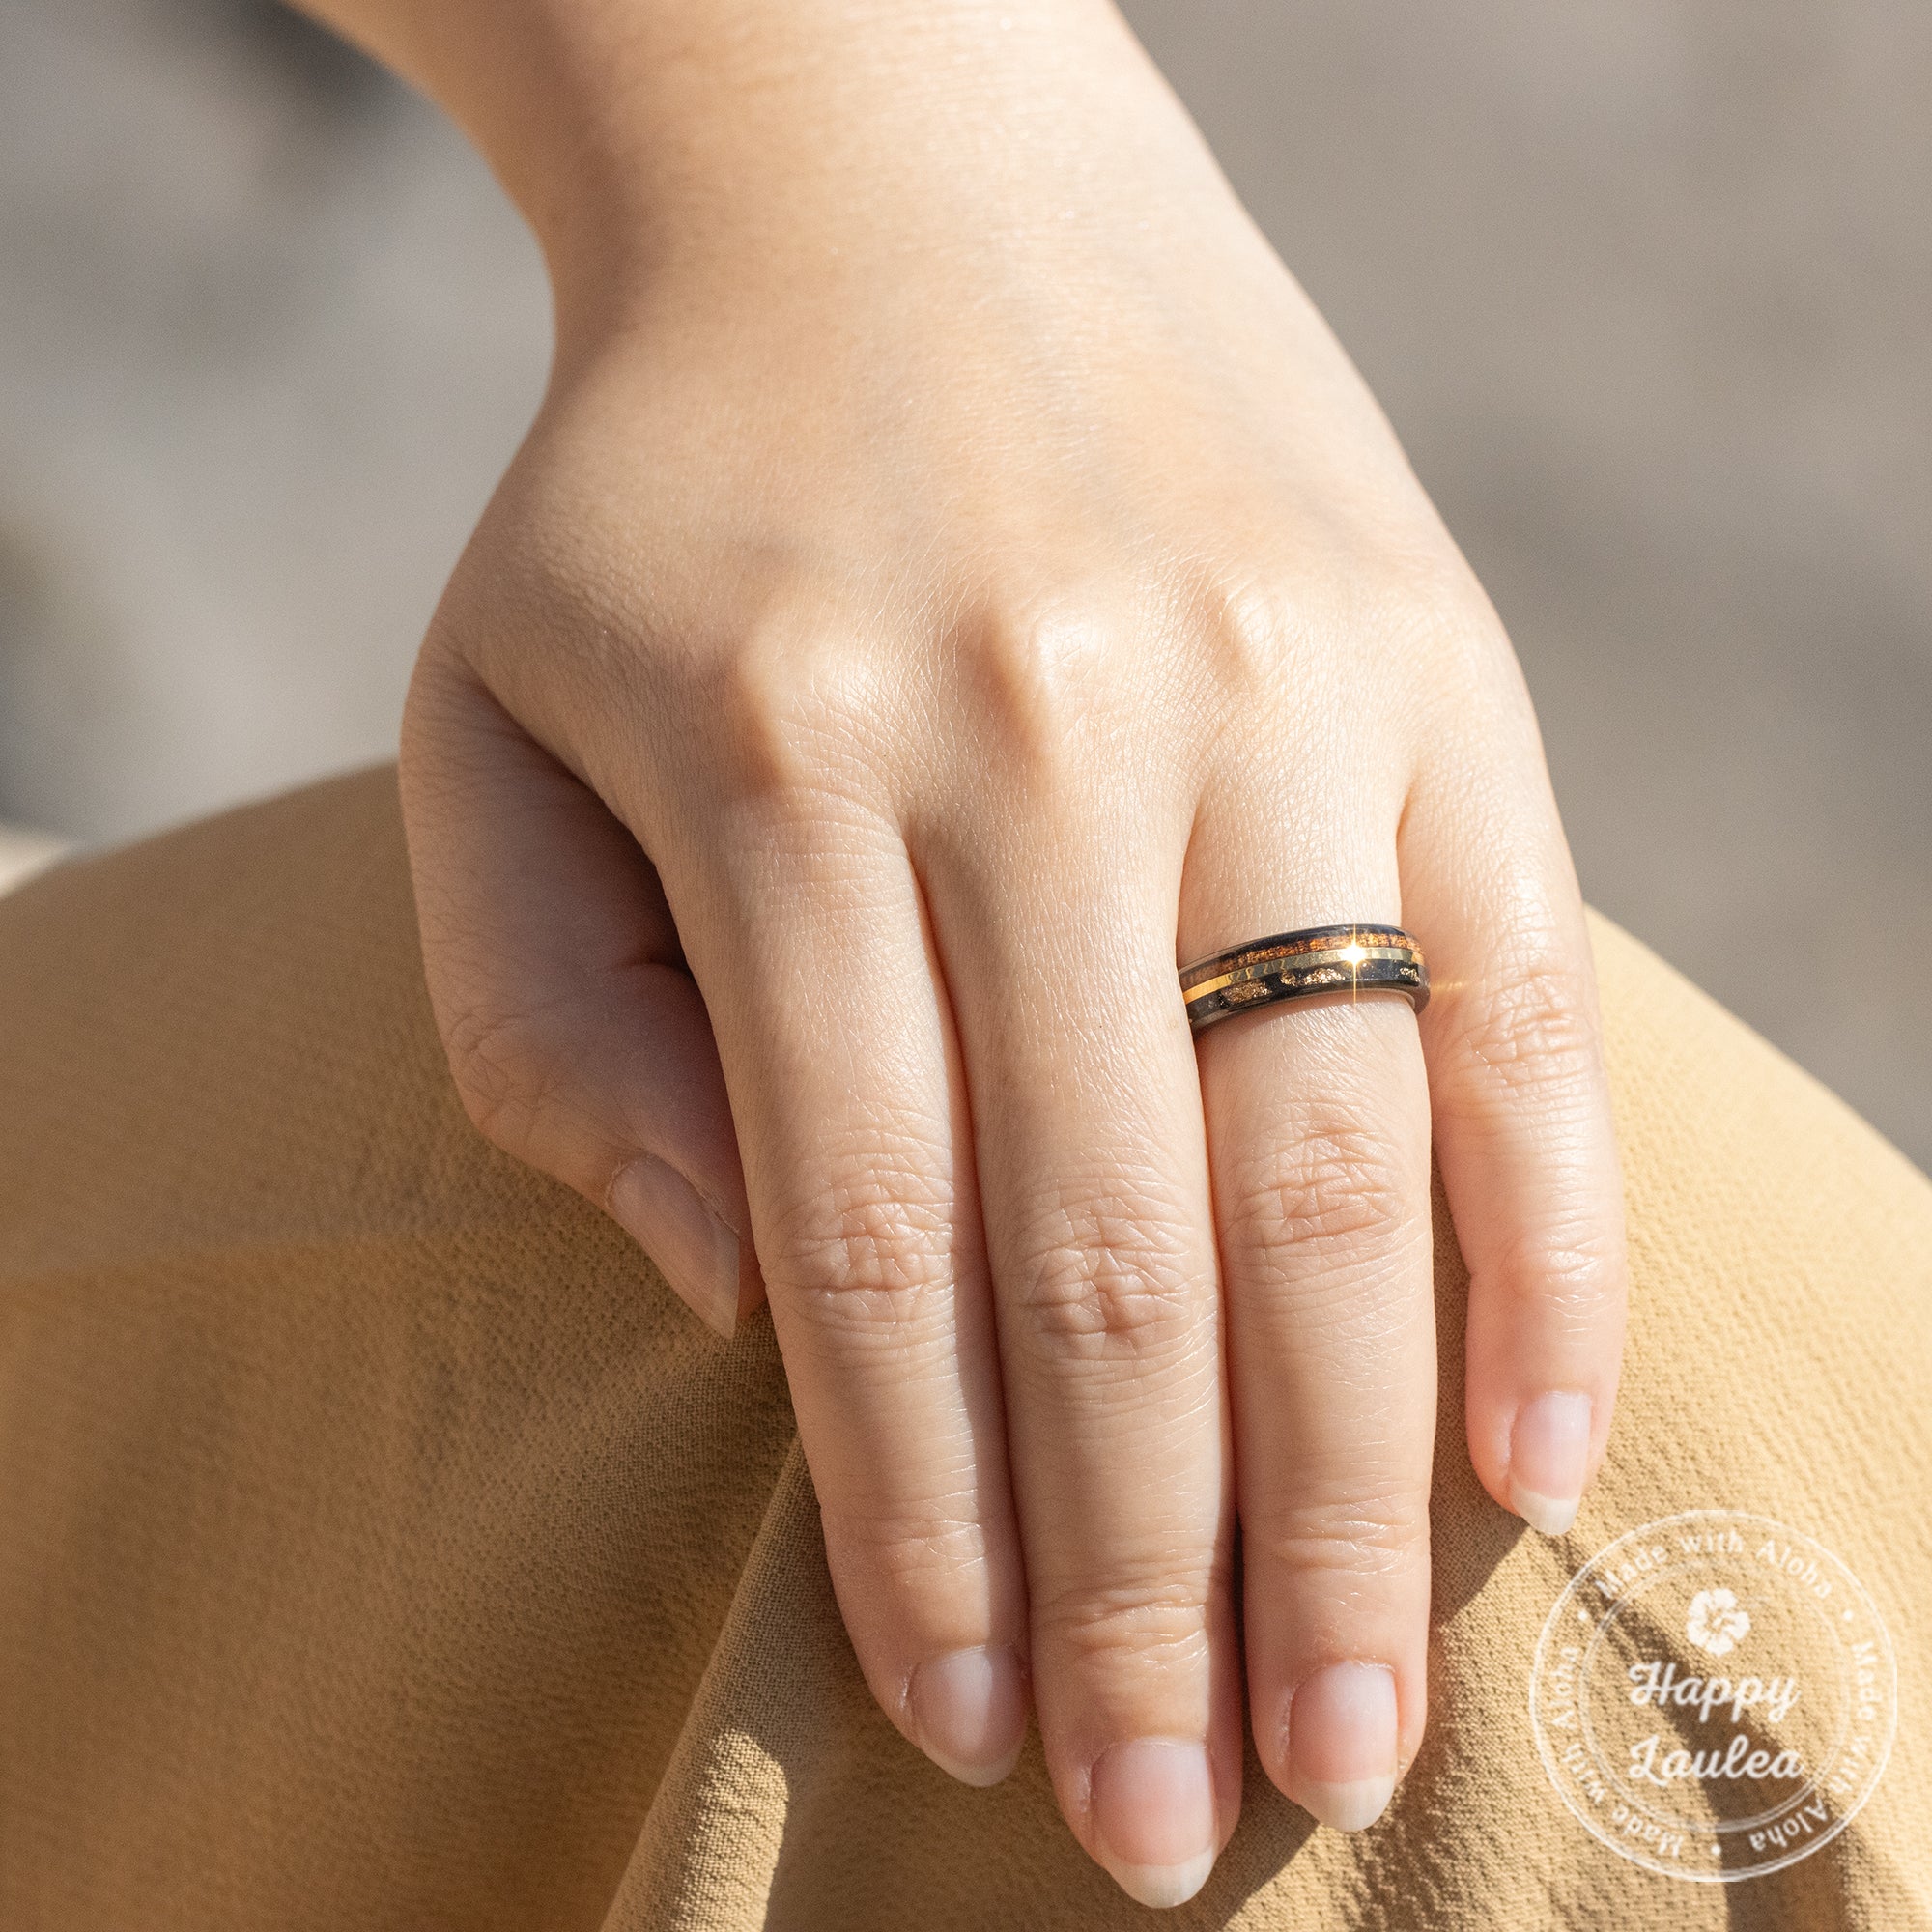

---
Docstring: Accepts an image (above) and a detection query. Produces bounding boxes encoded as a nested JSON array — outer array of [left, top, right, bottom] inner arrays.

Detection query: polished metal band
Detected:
[[1179, 923, 1428, 1034]]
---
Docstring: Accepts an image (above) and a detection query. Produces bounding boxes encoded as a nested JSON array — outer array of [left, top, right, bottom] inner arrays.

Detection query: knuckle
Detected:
[[440, 998, 560, 1155], [765, 1144, 957, 1330], [961, 593, 1130, 783], [821, 1498, 989, 1590], [1007, 1186, 1204, 1358], [1251, 1487, 1432, 1591], [1034, 1566, 1221, 1670], [1454, 944, 1600, 1094], [1483, 1213, 1627, 1326], [1228, 1109, 1416, 1260], [714, 602, 892, 803], [1194, 570, 1304, 697]]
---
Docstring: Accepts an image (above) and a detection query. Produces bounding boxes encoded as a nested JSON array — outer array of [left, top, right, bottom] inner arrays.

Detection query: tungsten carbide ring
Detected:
[[1179, 923, 1429, 1035]]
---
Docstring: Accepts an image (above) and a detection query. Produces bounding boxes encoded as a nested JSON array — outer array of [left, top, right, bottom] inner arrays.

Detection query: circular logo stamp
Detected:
[[1528, 1511, 1895, 1882]]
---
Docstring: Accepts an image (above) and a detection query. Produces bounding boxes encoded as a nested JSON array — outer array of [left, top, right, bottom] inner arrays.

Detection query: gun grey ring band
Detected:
[[1179, 923, 1428, 1034]]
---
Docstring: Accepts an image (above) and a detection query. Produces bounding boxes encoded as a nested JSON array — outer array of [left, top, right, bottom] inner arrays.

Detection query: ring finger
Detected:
[[1182, 772, 1435, 1832]]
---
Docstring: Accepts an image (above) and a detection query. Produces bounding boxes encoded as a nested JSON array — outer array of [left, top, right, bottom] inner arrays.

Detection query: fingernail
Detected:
[[1284, 1662, 1398, 1832], [1508, 1389, 1593, 1536], [609, 1155, 742, 1340], [1090, 1738, 1217, 1908], [908, 1645, 1027, 1787]]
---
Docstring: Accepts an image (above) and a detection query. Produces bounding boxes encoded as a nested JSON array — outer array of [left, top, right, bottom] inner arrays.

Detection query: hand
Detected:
[[386, 0, 1626, 1904]]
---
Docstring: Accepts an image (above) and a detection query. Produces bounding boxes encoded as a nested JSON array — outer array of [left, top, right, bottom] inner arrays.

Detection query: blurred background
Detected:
[[1, 0, 1926, 1168]]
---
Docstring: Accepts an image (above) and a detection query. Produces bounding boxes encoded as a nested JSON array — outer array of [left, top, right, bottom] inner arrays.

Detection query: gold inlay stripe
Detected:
[[1183, 948, 1422, 1008], [1179, 926, 1423, 991]]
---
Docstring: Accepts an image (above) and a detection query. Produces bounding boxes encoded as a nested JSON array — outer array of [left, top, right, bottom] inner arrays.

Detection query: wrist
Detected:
[[356, 0, 1181, 347]]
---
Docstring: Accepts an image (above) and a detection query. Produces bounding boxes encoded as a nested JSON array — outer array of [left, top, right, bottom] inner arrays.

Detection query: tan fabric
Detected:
[[0, 766, 1924, 1930]]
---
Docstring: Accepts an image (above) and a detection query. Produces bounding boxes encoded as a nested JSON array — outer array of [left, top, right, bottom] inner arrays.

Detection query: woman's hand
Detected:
[[350, 0, 1627, 1903]]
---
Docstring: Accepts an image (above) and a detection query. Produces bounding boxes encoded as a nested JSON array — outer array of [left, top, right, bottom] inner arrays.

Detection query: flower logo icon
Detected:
[[1686, 1586, 1752, 1657]]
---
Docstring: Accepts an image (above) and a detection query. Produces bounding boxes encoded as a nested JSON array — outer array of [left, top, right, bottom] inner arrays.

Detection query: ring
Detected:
[[1179, 923, 1429, 1034]]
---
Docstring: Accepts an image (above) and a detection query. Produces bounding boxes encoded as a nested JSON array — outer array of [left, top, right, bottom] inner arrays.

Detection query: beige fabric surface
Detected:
[[0, 767, 1924, 1930]]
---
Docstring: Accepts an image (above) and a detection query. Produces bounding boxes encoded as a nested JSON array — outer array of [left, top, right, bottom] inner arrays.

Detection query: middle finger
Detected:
[[924, 796, 1241, 1910]]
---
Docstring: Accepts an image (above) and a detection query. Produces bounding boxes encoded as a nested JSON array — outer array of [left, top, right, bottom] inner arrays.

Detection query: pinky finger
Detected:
[[400, 644, 756, 1338], [1401, 745, 1628, 1536]]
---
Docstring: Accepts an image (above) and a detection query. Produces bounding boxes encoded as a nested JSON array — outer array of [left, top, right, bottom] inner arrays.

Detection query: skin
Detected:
[[296, 0, 1627, 1905]]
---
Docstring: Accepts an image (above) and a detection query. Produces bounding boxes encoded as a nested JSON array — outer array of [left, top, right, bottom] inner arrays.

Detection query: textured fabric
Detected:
[[0, 766, 1923, 1930]]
